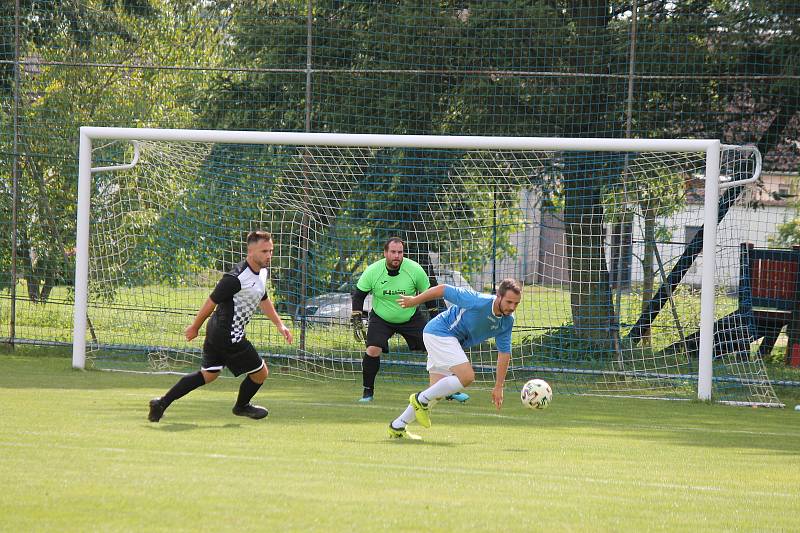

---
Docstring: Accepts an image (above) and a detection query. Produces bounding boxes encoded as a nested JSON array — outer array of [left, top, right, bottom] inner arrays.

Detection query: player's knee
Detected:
[[366, 346, 382, 357], [249, 363, 268, 384], [458, 368, 475, 387], [201, 369, 220, 383]]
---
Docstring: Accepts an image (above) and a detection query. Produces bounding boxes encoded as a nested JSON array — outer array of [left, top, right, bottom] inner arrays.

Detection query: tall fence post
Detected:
[[305, 0, 312, 133], [8, 0, 22, 343]]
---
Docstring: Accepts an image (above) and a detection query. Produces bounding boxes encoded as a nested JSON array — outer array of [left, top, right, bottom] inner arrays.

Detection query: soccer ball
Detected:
[[520, 378, 552, 409]]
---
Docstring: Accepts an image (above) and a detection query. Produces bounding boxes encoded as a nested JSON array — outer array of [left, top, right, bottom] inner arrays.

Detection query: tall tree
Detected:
[[0, 0, 226, 302]]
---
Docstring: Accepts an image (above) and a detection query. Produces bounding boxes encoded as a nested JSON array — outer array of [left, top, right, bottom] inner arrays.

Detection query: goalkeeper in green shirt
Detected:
[[351, 237, 469, 404]]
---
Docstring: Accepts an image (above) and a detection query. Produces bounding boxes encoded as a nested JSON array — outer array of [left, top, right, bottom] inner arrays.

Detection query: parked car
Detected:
[[297, 268, 472, 325]]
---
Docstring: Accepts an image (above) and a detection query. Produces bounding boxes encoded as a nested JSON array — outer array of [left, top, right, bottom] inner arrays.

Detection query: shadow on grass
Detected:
[[145, 422, 244, 432], [380, 439, 458, 448], [3, 354, 799, 455]]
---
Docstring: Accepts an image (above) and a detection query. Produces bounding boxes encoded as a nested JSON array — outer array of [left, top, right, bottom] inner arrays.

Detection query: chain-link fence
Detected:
[[1, 2, 799, 395]]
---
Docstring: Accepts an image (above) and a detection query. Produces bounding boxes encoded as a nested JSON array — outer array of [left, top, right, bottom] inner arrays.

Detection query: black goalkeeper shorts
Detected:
[[366, 309, 427, 353]]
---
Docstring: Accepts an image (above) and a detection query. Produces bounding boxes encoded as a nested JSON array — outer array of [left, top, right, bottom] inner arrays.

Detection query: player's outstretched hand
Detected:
[[351, 311, 366, 343], [184, 325, 199, 341], [492, 386, 504, 412], [279, 325, 293, 344], [397, 294, 416, 308]]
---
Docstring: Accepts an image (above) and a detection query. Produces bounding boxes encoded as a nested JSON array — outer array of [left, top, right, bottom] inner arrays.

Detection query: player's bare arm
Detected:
[[492, 352, 511, 411], [185, 298, 217, 341], [259, 298, 293, 344], [398, 284, 447, 308]]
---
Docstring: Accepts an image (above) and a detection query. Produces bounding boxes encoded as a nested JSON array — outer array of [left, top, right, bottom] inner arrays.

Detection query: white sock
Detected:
[[419, 375, 464, 405], [392, 405, 416, 429]]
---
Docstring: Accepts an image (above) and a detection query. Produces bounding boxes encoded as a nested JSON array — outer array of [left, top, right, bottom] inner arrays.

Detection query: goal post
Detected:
[[72, 127, 777, 406], [698, 144, 720, 401]]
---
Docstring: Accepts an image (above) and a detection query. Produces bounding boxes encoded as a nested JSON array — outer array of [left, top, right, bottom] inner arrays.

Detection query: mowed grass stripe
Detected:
[[0, 438, 796, 501]]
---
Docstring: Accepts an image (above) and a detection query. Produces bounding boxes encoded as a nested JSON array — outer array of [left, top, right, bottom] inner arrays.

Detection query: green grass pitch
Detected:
[[1, 354, 798, 532]]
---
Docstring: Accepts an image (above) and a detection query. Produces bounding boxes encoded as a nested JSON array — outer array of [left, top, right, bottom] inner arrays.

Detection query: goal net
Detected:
[[73, 128, 780, 406]]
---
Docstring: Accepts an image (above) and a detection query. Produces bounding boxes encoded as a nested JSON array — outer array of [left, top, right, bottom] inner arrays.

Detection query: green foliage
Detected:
[[771, 215, 800, 248], [0, 0, 227, 301], [0, 0, 157, 93], [192, 2, 580, 295]]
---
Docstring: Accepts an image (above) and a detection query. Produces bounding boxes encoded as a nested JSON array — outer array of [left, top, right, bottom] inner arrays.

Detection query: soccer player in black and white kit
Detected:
[[148, 231, 292, 422]]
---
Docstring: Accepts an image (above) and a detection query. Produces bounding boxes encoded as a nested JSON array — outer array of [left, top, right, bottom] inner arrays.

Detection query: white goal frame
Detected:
[[73, 127, 761, 401]]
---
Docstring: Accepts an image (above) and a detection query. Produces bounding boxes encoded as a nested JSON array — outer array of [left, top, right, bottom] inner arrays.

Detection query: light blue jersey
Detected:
[[423, 286, 514, 353]]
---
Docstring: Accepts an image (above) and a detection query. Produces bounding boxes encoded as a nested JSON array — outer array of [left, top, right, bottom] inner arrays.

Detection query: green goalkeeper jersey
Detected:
[[356, 258, 431, 323]]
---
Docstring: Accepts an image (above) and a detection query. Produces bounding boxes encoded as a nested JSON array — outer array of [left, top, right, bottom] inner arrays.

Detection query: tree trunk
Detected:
[[564, 156, 614, 345], [562, 0, 615, 347], [20, 154, 70, 305]]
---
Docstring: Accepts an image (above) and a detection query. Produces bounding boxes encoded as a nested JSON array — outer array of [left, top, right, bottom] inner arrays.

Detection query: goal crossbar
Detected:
[[79, 126, 721, 152]]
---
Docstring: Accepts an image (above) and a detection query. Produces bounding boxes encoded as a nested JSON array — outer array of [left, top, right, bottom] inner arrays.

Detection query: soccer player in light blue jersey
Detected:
[[387, 279, 522, 439]]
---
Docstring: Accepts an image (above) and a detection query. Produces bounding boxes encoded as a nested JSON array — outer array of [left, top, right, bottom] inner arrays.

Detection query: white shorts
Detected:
[[423, 333, 469, 375]]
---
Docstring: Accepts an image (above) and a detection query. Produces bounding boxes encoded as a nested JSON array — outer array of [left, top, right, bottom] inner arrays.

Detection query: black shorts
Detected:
[[366, 309, 427, 353], [202, 338, 264, 376]]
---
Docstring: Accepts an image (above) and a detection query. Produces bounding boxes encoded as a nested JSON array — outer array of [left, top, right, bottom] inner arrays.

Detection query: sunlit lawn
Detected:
[[0, 354, 798, 532]]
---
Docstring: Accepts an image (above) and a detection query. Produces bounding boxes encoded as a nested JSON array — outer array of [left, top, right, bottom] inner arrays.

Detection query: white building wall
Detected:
[[629, 203, 795, 289], [474, 188, 542, 291], [474, 184, 797, 292]]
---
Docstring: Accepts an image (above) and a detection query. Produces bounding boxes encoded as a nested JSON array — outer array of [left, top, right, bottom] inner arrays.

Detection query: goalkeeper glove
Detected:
[[351, 311, 366, 343]]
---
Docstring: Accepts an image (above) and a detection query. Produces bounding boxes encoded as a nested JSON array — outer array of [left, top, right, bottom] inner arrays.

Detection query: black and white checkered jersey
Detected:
[[206, 260, 269, 345]]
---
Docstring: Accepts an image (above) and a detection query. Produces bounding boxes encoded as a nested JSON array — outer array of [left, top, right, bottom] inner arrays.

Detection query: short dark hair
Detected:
[[497, 278, 522, 297], [384, 237, 405, 251], [246, 230, 273, 246]]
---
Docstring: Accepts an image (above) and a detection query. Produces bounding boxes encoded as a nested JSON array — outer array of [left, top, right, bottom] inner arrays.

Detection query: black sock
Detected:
[[161, 371, 206, 408], [362, 353, 380, 394], [235, 374, 263, 408]]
